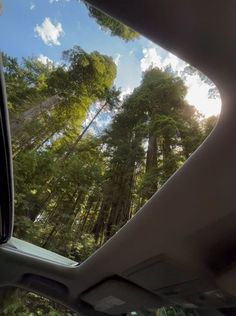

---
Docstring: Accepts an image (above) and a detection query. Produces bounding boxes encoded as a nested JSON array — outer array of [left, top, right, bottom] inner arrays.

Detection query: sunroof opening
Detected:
[[1, 0, 221, 264]]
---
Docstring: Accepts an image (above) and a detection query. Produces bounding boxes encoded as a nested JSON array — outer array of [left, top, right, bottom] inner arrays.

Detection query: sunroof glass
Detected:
[[1, 0, 220, 262], [0, 0, 222, 313]]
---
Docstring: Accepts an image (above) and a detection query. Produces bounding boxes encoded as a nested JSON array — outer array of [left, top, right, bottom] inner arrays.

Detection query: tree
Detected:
[[93, 104, 145, 240], [201, 115, 218, 139], [7, 46, 116, 137], [9, 59, 212, 253], [60, 86, 121, 161], [93, 67, 205, 241], [83, 2, 139, 41], [7, 45, 117, 247]]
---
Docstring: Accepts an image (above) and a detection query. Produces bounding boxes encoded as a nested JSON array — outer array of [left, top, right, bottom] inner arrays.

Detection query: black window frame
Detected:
[[0, 54, 14, 243]]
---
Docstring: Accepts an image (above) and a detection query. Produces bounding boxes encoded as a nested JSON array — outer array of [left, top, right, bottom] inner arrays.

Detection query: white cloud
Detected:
[[37, 54, 53, 65], [140, 46, 221, 117], [114, 54, 121, 66], [34, 17, 64, 46], [140, 47, 186, 73], [185, 75, 221, 117], [83, 103, 112, 135], [162, 52, 186, 72], [30, 2, 35, 10], [120, 87, 133, 101], [140, 48, 162, 72], [49, 0, 70, 3]]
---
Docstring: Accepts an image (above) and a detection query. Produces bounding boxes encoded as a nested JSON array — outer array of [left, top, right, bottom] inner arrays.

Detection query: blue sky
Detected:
[[0, 0, 221, 117]]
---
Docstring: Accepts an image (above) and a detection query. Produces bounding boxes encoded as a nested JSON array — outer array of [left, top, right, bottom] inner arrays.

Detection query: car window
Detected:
[[0, 287, 75, 315], [1, 0, 221, 261]]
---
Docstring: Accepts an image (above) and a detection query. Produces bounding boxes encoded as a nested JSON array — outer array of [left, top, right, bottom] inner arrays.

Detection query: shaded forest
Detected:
[[0, 4, 218, 315]]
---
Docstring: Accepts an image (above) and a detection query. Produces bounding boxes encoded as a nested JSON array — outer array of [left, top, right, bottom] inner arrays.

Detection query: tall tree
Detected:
[[83, 2, 139, 41], [94, 68, 203, 241], [7, 46, 116, 138]]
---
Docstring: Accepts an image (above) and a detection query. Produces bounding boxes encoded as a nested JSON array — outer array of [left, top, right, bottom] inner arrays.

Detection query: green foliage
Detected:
[[70, 233, 98, 262], [201, 115, 218, 138], [84, 3, 139, 41], [6, 46, 116, 146], [2, 54, 52, 114], [0, 288, 75, 315], [49, 46, 116, 101]]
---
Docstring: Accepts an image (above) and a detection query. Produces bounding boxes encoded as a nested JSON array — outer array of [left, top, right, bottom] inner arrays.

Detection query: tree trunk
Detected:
[[93, 199, 110, 242], [105, 163, 135, 240], [104, 131, 141, 240], [42, 225, 57, 248], [39, 101, 109, 209], [42, 189, 83, 248], [141, 132, 158, 201], [146, 133, 158, 173], [162, 135, 177, 184], [86, 199, 101, 235], [61, 101, 108, 161], [11, 94, 62, 135]]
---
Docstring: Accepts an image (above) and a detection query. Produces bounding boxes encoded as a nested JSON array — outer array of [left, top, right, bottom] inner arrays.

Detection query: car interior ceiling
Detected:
[[1, 0, 236, 315]]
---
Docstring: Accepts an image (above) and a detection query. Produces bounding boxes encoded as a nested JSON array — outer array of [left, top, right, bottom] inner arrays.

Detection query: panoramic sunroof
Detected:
[[1, 0, 222, 255], [0, 0, 222, 314]]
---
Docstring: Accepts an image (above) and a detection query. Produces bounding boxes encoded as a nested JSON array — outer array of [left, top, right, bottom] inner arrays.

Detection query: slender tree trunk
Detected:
[[42, 189, 82, 248], [93, 199, 110, 242], [79, 210, 91, 237], [162, 135, 176, 183], [104, 132, 140, 240], [86, 199, 101, 234], [42, 225, 57, 248], [105, 163, 135, 240], [39, 101, 109, 209], [11, 94, 62, 135], [61, 101, 108, 161], [13, 124, 49, 157], [34, 130, 58, 151], [77, 195, 98, 237], [141, 132, 158, 201], [146, 133, 158, 173]]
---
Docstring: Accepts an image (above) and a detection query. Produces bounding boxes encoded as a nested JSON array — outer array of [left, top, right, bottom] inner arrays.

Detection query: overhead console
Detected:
[[81, 277, 165, 315], [81, 255, 236, 315], [124, 256, 236, 310]]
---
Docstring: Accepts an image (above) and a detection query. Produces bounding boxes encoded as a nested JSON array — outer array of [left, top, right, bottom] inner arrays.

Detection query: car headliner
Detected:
[[1, 1, 236, 315]]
